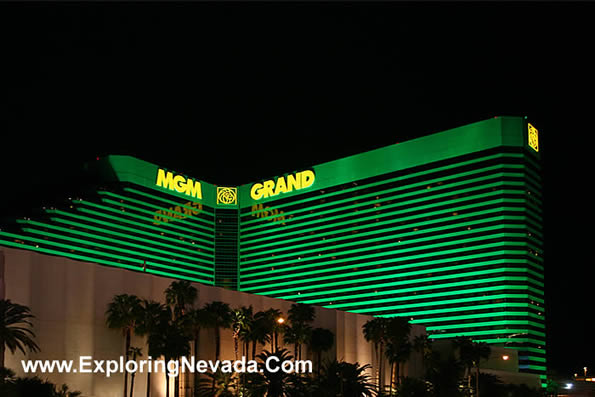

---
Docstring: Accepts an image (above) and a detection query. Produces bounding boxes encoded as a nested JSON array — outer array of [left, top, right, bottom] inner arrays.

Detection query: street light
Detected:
[[274, 317, 285, 352]]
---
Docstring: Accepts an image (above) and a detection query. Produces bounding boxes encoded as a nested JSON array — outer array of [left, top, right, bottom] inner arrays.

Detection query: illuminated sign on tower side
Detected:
[[155, 168, 203, 199], [250, 170, 315, 200]]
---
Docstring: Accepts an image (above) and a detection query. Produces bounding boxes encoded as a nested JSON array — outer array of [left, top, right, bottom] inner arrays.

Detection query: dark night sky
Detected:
[[0, 2, 593, 377]]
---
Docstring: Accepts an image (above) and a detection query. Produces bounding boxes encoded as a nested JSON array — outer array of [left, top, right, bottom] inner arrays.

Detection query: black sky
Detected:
[[0, 2, 593, 377]]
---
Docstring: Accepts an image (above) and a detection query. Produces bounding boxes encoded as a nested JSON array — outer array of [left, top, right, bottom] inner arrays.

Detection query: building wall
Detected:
[[1, 247, 420, 397]]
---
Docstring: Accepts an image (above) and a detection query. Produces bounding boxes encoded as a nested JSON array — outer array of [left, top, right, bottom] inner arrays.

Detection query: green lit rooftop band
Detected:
[[0, 116, 545, 377]]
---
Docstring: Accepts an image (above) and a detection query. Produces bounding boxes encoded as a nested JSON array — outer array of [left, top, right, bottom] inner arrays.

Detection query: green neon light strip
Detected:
[[251, 268, 543, 299], [425, 320, 545, 331], [243, 167, 526, 224], [339, 293, 540, 314], [368, 301, 543, 318], [427, 328, 545, 339], [49, 210, 214, 253], [74, 207, 214, 246], [242, 212, 525, 254], [123, 187, 215, 216], [3, 230, 214, 279], [241, 238, 530, 274], [21, 227, 214, 273], [98, 191, 214, 228], [240, 152, 524, 212], [18, 219, 213, 263], [242, 180, 526, 233], [242, 254, 543, 294], [97, 198, 214, 235], [320, 285, 544, 310], [75, 200, 213, 240], [243, 256, 531, 290], [241, 195, 526, 243], [0, 235, 213, 284], [241, 224, 527, 264], [48, 217, 214, 258], [471, 337, 545, 346], [242, 207, 530, 251], [244, 250, 530, 289], [277, 275, 543, 301], [409, 311, 544, 325]]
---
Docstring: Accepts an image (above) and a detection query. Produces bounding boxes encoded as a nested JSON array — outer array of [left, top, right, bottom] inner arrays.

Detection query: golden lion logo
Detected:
[[217, 187, 237, 205]]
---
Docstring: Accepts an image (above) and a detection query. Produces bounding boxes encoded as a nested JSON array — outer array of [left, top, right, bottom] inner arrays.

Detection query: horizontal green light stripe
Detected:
[[242, 254, 542, 293], [427, 328, 545, 339], [425, 320, 545, 331], [242, 182, 525, 234], [273, 274, 544, 302], [21, 227, 214, 274], [7, 230, 214, 279], [343, 293, 538, 314], [241, 226, 526, 265], [471, 337, 545, 346], [409, 311, 544, 325], [123, 187, 215, 216], [49, 210, 214, 252], [0, 236, 214, 284], [98, 198, 214, 235], [276, 274, 537, 301], [324, 285, 544, 310], [243, 169, 525, 226], [370, 302, 542, 318], [49, 216, 214, 257], [239, 152, 524, 212], [76, 200, 213, 240], [243, 250, 529, 293], [241, 195, 526, 244], [75, 207, 214, 246], [244, 257, 529, 290], [18, 219, 214, 264], [241, 238, 530, 273], [242, 207, 524, 251], [522, 356, 547, 363], [98, 190, 214, 227]]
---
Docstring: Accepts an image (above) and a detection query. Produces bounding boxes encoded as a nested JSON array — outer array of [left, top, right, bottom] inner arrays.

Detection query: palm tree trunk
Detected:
[[252, 341, 256, 361], [194, 332, 200, 397], [174, 366, 180, 397], [215, 327, 221, 361], [476, 365, 480, 397], [124, 330, 131, 397], [379, 343, 384, 393], [165, 372, 170, 397], [389, 362, 394, 397], [130, 373, 136, 397], [317, 351, 322, 377], [0, 344, 5, 369], [146, 371, 151, 397]]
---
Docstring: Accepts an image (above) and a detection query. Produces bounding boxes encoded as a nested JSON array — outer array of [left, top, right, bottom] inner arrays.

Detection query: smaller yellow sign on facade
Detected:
[[217, 187, 238, 205], [528, 123, 539, 152]]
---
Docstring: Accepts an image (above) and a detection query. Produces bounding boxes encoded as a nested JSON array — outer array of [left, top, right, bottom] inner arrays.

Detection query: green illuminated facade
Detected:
[[0, 116, 545, 381]]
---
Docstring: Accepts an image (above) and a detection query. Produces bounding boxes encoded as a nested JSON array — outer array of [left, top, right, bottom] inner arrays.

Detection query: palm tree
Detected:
[[149, 306, 191, 397], [254, 348, 294, 397], [134, 299, 167, 397], [128, 346, 143, 397], [362, 317, 388, 392], [453, 336, 491, 397], [197, 370, 236, 397], [286, 303, 315, 360], [165, 281, 197, 397], [165, 280, 197, 319], [307, 328, 334, 377], [0, 299, 40, 369], [185, 307, 208, 397], [385, 316, 411, 392], [202, 302, 233, 362], [106, 294, 142, 397], [246, 312, 270, 360], [314, 360, 376, 397]]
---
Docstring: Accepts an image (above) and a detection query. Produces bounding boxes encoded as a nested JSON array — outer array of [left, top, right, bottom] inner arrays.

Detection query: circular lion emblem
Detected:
[[217, 187, 237, 205]]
